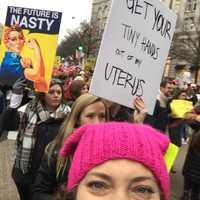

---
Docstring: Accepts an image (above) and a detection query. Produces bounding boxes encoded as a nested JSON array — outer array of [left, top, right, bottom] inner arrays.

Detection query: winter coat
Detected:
[[32, 148, 68, 200], [182, 135, 200, 184], [2, 103, 69, 184]]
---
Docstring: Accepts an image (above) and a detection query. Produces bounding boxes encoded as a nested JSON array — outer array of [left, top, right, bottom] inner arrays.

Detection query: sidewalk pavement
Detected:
[[0, 133, 19, 200]]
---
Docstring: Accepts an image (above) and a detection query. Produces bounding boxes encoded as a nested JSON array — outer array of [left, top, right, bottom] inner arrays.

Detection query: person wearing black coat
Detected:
[[152, 79, 173, 133], [1, 78, 70, 200], [181, 106, 200, 200]]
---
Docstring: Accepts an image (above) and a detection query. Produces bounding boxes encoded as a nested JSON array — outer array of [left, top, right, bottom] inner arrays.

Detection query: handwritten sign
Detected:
[[0, 6, 62, 92], [89, 0, 177, 114], [170, 99, 193, 118]]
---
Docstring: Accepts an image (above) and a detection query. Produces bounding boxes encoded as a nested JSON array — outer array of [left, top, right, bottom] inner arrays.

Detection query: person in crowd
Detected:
[[106, 96, 154, 126], [168, 89, 188, 147], [32, 93, 109, 199], [180, 106, 200, 200], [66, 79, 88, 106], [0, 24, 47, 91], [153, 78, 174, 132], [73, 71, 86, 82], [186, 83, 198, 105], [60, 122, 171, 200], [2, 78, 70, 200]]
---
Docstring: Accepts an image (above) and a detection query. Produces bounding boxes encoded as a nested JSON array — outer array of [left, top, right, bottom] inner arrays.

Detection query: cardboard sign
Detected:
[[170, 99, 194, 118], [89, 0, 177, 114], [0, 6, 62, 92]]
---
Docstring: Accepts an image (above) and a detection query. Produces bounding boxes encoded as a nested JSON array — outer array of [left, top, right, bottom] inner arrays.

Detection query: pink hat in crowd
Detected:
[[60, 122, 170, 200]]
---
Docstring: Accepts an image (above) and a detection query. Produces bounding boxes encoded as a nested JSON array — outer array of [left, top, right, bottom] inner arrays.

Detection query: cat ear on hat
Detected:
[[148, 125, 170, 154], [59, 125, 88, 158]]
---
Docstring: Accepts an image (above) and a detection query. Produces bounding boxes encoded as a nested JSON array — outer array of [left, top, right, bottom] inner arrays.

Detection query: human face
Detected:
[[79, 101, 106, 125], [44, 84, 62, 111], [178, 92, 187, 100], [81, 84, 88, 95], [76, 159, 161, 200], [160, 83, 173, 97], [7, 31, 25, 53]]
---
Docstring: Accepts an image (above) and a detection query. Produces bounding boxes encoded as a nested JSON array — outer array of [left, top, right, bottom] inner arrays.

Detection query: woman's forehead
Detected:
[[86, 159, 156, 181]]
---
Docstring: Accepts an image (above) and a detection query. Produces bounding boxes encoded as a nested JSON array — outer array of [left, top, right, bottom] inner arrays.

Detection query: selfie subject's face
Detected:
[[76, 159, 161, 200], [7, 31, 25, 53], [79, 101, 106, 125]]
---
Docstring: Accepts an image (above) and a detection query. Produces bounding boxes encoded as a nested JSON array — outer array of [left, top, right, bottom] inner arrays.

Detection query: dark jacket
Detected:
[[182, 106, 200, 184], [2, 107, 65, 183], [152, 99, 170, 132], [31, 117, 65, 174], [32, 149, 68, 200], [182, 135, 200, 184]]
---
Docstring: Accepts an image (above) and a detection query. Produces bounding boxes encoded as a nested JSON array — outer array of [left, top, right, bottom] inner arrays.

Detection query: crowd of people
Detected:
[[0, 66, 200, 200]]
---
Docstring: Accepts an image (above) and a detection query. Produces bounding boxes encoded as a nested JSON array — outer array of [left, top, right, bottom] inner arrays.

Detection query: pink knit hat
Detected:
[[60, 122, 170, 200]]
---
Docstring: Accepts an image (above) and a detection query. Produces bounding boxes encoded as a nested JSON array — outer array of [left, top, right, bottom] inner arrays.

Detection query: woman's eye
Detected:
[[48, 90, 62, 95], [86, 114, 94, 119], [87, 181, 109, 192], [99, 114, 106, 119], [130, 185, 155, 199], [10, 38, 17, 41]]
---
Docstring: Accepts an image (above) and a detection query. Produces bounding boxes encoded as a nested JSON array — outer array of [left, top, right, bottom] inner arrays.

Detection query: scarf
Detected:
[[15, 99, 70, 173]]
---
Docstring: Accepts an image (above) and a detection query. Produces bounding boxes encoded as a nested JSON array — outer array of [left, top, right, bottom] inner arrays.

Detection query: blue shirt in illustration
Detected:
[[0, 51, 25, 86]]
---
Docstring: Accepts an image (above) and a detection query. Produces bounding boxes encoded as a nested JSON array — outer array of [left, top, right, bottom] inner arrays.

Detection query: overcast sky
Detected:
[[0, 0, 93, 42]]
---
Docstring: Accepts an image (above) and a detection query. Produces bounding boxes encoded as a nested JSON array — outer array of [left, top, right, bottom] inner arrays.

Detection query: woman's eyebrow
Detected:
[[130, 176, 157, 183], [87, 172, 112, 182]]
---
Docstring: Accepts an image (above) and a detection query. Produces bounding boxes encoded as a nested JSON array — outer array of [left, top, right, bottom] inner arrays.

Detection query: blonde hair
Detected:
[[3, 24, 25, 48], [46, 93, 109, 177]]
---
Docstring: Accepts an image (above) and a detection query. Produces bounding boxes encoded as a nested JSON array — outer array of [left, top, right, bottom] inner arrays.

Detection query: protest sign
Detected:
[[170, 99, 193, 118], [89, 0, 177, 114], [0, 6, 62, 92]]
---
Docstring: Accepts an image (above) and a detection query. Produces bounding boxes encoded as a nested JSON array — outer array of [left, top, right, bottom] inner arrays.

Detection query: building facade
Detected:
[[91, 0, 200, 81], [91, 0, 200, 35], [91, 0, 111, 34], [91, 0, 179, 30]]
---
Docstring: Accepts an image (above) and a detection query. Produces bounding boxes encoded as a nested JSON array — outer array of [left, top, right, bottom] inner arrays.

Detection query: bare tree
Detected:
[[57, 20, 101, 60], [169, 17, 200, 82]]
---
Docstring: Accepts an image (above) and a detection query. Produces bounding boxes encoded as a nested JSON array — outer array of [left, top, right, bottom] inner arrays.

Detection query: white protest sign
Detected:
[[89, 0, 177, 114]]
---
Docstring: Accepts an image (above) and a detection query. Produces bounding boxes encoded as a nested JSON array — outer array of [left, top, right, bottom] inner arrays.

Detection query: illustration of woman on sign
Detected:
[[0, 24, 48, 92]]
